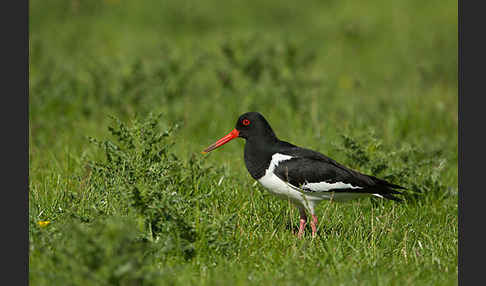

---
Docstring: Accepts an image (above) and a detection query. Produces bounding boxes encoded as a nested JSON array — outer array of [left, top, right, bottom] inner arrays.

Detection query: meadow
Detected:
[[29, 0, 458, 285]]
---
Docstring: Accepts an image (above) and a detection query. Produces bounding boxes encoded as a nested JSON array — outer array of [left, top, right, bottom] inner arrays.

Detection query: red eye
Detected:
[[242, 119, 250, 126]]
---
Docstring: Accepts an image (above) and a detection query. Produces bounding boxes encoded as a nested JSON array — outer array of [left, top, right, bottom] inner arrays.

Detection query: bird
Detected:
[[202, 112, 404, 238]]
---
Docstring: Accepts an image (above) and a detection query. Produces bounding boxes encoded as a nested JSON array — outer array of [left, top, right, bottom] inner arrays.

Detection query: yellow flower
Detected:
[[38, 221, 51, 227]]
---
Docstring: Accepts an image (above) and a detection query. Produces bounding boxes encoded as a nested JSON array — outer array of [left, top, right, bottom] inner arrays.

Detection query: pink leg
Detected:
[[310, 214, 318, 237], [297, 208, 307, 238]]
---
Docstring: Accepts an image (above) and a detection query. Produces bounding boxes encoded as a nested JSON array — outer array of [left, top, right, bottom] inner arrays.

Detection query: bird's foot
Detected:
[[297, 218, 307, 239], [310, 214, 318, 237]]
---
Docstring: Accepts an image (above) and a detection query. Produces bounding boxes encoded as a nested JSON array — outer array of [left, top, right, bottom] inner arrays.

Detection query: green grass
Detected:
[[29, 0, 457, 285]]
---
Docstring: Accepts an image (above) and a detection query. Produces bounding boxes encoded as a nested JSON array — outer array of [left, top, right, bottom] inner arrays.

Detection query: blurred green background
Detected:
[[29, 0, 457, 285], [30, 0, 457, 179]]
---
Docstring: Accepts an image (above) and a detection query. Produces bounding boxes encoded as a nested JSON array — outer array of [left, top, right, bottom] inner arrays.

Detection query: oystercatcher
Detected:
[[202, 112, 404, 238]]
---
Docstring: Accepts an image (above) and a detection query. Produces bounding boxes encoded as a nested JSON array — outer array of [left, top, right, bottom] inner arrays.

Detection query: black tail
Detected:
[[371, 176, 406, 190], [328, 173, 406, 202], [381, 193, 403, 202], [370, 176, 406, 202]]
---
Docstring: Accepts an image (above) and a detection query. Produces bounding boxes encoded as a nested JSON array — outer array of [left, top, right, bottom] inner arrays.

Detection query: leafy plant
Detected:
[[87, 114, 198, 258], [332, 132, 452, 202]]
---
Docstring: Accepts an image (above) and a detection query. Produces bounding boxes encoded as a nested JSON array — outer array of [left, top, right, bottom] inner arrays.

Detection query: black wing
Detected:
[[273, 144, 404, 201]]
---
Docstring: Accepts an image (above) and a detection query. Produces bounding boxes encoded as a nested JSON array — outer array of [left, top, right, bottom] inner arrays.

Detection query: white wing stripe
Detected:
[[302, 181, 363, 192]]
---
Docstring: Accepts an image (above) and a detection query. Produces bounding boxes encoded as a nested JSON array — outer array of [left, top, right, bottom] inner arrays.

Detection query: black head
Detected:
[[234, 112, 277, 140], [202, 112, 278, 153]]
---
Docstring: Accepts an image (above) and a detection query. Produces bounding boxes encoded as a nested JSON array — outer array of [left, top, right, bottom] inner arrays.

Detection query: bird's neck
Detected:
[[243, 136, 279, 180]]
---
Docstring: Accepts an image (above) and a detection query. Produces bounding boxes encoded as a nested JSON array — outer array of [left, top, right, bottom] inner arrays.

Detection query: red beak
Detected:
[[202, 129, 240, 154]]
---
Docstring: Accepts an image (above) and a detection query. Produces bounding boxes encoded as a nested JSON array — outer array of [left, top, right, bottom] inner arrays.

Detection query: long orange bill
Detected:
[[202, 129, 240, 154]]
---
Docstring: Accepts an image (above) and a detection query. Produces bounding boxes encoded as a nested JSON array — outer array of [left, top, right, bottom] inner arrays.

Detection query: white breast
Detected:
[[257, 153, 304, 201]]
